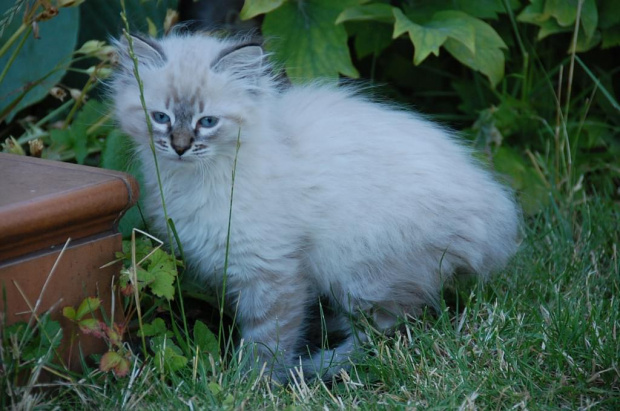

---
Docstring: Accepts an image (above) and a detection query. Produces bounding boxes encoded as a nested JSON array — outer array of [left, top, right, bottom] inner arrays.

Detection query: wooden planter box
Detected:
[[0, 152, 138, 371]]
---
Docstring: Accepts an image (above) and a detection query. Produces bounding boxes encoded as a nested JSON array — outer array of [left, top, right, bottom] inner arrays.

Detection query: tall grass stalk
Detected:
[[119, 0, 191, 352]]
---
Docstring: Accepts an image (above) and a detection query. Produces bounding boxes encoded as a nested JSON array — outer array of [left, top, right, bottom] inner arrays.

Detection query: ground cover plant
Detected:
[[1, 0, 618, 409]]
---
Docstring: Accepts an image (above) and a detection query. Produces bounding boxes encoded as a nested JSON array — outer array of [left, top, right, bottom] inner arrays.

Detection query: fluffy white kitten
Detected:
[[111, 33, 520, 381]]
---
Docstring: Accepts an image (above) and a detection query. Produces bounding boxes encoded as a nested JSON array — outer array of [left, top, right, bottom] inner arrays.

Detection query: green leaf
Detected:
[[537, 18, 572, 40], [455, 0, 508, 19], [517, 0, 550, 24], [78, 0, 178, 42], [601, 25, 620, 48], [62, 306, 77, 321], [240, 0, 286, 20], [152, 336, 187, 373], [580, 0, 598, 41], [393, 9, 477, 66], [544, 0, 579, 26], [442, 14, 507, 86], [0, 4, 79, 122], [336, 3, 394, 24], [76, 297, 101, 320], [262, 0, 360, 81], [194, 320, 219, 356], [350, 21, 394, 59], [100, 130, 145, 236], [39, 316, 63, 350], [599, 0, 620, 29], [138, 317, 172, 337], [78, 318, 102, 335], [146, 249, 178, 300], [100, 350, 131, 377]]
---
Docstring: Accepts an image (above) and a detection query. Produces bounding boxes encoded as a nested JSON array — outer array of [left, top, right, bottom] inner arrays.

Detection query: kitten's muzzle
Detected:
[[171, 134, 195, 156]]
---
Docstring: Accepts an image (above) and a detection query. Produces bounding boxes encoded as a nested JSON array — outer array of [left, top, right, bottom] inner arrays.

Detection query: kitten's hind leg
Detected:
[[228, 270, 310, 383], [303, 329, 368, 381]]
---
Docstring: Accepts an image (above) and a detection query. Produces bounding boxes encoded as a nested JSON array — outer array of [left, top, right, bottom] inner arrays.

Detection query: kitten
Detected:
[[111, 33, 520, 381]]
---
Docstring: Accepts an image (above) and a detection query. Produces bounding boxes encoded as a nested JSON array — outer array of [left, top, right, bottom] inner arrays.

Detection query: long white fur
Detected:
[[111, 33, 521, 381]]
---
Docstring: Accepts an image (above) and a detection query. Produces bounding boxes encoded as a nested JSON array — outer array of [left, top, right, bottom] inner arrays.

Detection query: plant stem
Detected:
[[0, 22, 27, 59], [0, 24, 31, 86], [218, 128, 241, 353]]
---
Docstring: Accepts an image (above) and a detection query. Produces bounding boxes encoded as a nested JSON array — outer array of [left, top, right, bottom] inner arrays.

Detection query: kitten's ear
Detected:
[[212, 43, 265, 84], [116, 34, 166, 71]]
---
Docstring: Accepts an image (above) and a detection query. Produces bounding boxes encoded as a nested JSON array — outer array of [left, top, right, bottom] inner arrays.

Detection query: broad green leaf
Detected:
[[100, 350, 130, 377], [76, 297, 101, 320], [146, 249, 178, 300], [544, 0, 578, 26], [78, 318, 102, 335], [443, 15, 507, 86], [537, 18, 572, 40], [493, 147, 548, 214], [194, 320, 218, 356], [599, 0, 620, 29], [350, 21, 394, 59], [580, 0, 598, 41], [262, 0, 360, 81], [573, 29, 601, 52], [138, 317, 172, 337], [101, 129, 145, 236], [152, 336, 188, 373], [393, 9, 476, 66], [336, 3, 394, 24], [544, 0, 598, 40], [456, 0, 507, 19], [240, 0, 286, 20], [62, 306, 77, 321], [517, 0, 550, 24], [601, 25, 620, 48], [78, 0, 178, 42], [0, 4, 79, 122], [39, 316, 62, 350]]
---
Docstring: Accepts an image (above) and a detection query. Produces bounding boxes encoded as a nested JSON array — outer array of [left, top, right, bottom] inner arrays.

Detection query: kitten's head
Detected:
[[110, 33, 273, 163]]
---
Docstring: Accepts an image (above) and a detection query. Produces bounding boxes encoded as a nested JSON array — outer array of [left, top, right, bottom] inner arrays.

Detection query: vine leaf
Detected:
[[261, 0, 360, 81], [240, 0, 285, 20], [394, 8, 506, 86]]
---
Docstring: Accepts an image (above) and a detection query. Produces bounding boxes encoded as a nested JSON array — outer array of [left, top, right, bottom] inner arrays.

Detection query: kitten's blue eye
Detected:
[[152, 111, 170, 124], [199, 116, 219, 128]]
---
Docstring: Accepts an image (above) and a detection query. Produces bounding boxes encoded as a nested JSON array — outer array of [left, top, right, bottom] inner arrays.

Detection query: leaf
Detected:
[[393, 9, 477, 66], [442, 14, 507, 86], [100, 350, 131, 377], [262, 0, 360, 81], [194, 320, 218, 356], [601, 25, 620, 48], [347, 21, 393, 59], [76, 297, 101, 320], [0, 4, 79, 122], [78, 318, 103, 336], [579, 0, 599, 41], [100, 129, 145, 236], [62, 306, 76, 321], [544, 0, 579, 26], [78, 0, 178, 42], [39, 316, 63, 350], [336, 3, 395, 24], [240, 0, 285, 20], [152, 336, 188, 373], [138, 317, 172, 337], [146, 249, 178, 300], [455, 0, 511, 19], [517, 0, 550, 24]]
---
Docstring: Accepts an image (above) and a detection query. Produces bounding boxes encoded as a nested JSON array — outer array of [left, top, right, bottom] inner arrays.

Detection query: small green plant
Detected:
[[61, 230, 220, 381]]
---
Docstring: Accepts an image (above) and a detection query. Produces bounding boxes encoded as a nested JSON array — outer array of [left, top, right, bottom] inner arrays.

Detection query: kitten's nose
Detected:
[[172, 143, 191, 156], [171, 136, 194, 156]]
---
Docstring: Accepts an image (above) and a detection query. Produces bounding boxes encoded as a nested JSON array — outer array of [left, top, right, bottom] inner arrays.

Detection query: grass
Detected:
[[2, 192, 618, 409]]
